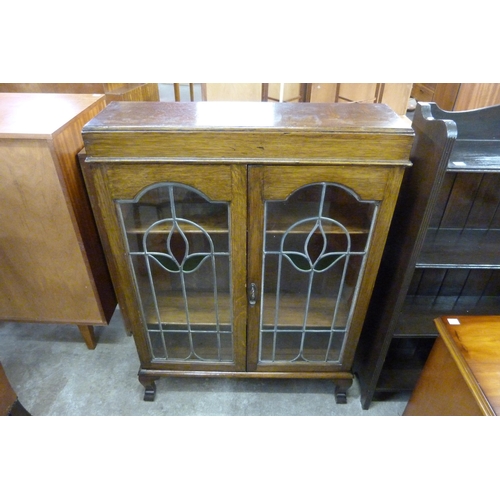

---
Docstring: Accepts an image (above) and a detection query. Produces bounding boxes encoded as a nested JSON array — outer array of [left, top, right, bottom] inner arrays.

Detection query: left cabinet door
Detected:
[[84, 163, 248, 372]]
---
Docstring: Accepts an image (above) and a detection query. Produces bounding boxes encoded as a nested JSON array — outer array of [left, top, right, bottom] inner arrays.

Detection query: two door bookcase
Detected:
[[80, 101, 413, 403], [355, 102, 500, 409]]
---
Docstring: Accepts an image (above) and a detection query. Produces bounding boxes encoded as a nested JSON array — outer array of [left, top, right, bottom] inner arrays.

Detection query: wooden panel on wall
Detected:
[[202, 83, 262, 101], [309, 83, 412, 115], [382, 83, 413, 116], [412, 83, 500, 111], [265, 83, 305, 102], [453, 83, 500, 111]]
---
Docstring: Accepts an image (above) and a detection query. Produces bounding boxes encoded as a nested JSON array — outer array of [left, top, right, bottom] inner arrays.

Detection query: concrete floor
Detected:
[[0, 307, 409, 416]]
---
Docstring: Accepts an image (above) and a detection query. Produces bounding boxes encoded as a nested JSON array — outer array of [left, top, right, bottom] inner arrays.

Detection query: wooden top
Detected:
[[83, 101, 411, 132], [0, 92, 105, 139], [82, 102, 414, 164], [434, 315, 500, 415]]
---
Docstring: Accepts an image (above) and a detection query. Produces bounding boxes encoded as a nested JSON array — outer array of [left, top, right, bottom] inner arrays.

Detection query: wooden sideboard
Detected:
[[0, 83, 159, 103], [0, 93, 116, 348], [404, 315, 500, 416]]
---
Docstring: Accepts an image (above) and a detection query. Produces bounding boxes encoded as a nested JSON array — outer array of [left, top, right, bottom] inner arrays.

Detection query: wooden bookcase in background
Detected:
[[355, 102, 500, 409]]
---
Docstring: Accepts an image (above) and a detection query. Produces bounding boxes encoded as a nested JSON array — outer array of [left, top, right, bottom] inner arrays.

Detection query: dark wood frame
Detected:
[[355, 102, 500, 409], [80, 101, 413, 404]]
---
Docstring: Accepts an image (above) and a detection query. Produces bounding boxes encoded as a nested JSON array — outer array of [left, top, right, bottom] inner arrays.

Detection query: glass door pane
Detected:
[[117, 183, 234, 364], [259, 182, 378, 364]]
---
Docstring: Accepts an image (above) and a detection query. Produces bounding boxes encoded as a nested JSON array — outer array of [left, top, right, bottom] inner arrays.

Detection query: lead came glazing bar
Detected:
[[260, 182, 377, 364], [117, 182, 233, 363]]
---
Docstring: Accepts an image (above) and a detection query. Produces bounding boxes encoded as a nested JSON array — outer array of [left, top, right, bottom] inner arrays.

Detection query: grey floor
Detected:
[[0, 307, 409, 416]]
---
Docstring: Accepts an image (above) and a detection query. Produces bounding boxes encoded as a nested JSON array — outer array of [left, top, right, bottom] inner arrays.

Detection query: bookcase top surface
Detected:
[[83, 101, 413, 134]]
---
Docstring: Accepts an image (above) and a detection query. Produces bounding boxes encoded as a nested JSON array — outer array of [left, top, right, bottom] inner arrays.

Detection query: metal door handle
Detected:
[[249, 283, 257, 306]]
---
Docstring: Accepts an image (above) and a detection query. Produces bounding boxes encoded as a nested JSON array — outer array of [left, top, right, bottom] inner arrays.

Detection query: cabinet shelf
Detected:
[[139, 289, 349, 329], [417, 228, 500, 268], [125, 206, 371, 236], [448, 140, 500, 172], [394, 295, 500, 337]]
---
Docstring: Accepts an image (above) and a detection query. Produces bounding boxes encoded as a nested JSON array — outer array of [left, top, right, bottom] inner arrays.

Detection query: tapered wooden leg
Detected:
[[78, 325, 97, 350], [139, 375, 159, 401], [334, 378, 353, 404]]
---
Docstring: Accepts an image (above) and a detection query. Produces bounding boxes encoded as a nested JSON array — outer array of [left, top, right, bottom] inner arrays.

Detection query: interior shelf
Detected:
[[394, 295, 500, 337], [418, 228, 500, 268], [140, 289, 349, 329], [448, 140, 500, 172]]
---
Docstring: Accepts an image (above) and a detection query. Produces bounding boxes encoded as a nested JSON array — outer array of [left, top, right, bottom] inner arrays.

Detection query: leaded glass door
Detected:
[[247, 165, 382, 372], [113, 165, 247, 372]]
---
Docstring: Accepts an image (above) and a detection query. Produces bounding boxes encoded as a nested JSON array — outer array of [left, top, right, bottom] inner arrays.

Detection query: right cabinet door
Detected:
[[247, 165, 402, 373]]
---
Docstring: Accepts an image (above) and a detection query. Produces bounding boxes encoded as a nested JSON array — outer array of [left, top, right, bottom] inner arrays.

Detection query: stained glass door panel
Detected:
[[258, 182, 378, 366], [117, 182, 237, 366]]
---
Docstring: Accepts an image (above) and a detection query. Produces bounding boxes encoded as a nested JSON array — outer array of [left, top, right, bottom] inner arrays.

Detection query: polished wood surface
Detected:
[[0, 83, 159, 103], [404, 315, 500, 416], [83, 101, 413, 163], [0, 93, 116, 347], [0, 92, 106, 137], [81, 102, 413, 400]]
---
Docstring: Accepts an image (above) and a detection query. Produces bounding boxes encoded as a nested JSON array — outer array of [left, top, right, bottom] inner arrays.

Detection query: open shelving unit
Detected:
[[355, 102, 500, 409]]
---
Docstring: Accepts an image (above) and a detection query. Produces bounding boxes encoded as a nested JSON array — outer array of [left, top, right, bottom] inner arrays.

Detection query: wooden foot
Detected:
[[334, 379, 353, 404], [139, 375, 159, 401], [78, 325, 97, 350]]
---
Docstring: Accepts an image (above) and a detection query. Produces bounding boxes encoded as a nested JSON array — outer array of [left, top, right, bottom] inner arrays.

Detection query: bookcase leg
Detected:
[[139, 375, 159, 401], [334, 379, 353, 404]]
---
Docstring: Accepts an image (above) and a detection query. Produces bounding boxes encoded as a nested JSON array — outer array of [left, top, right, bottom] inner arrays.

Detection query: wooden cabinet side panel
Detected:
[[0, 139, 105, 323], [403, 336, 484, 416], [454, 83, 500, 111], [52, 98, 116, 323], [354, 103, 457, 408]]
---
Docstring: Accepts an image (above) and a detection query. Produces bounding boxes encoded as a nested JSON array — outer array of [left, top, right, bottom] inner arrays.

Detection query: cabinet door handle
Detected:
[[249, 283, 257, 306]]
